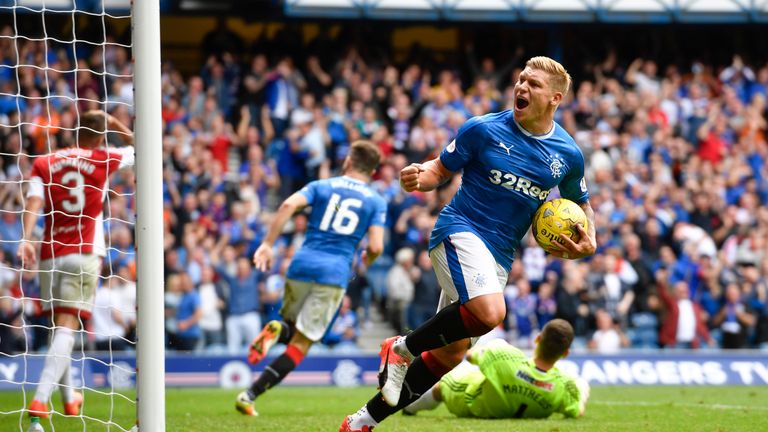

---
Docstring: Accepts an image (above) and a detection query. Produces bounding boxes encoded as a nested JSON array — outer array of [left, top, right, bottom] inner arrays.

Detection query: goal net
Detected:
[[0, 1, 162, 431]]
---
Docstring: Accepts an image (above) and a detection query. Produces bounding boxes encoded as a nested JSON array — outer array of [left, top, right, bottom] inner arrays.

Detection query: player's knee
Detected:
[[53, 312, 82, 330], [476, 309, 504, 330], [482, 304, 506, 329], [466, 294, 507, 330], [289, 331, 313, 354], [457, 311, 499, 337]]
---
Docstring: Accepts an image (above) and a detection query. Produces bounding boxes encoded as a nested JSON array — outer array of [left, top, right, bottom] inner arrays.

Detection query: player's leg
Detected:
[[402, 233, 506, 351], [30, 255, 97, 418], [247, 280, 304, 364], [249, 283, 343, 393], [342, 339, 468, 431], [30, 313, 78, 418], [434, 363, 484, 418], [58, 352, 83, 416], [59, 361, 73, 402], [236, 278, 311, 417], [61, 374, 83, 416], [247, 319, 290, 364], [405, 362, 480, 417], [242, 330, 311, 405], [404, 344, 486, 416], [380, 232, 506, 405], [237, 282, 344, 416], [402, 383, 442, 415]]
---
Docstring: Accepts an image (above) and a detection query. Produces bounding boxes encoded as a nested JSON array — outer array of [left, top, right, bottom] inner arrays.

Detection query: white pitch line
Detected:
[[591, 400, 768, 411]]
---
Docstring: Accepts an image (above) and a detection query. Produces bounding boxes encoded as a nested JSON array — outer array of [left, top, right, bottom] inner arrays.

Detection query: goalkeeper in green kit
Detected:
[[403, 319, 590, 419]]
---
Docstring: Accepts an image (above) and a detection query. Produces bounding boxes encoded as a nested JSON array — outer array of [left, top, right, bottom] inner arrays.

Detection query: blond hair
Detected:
[[526, 56, 572, 96]]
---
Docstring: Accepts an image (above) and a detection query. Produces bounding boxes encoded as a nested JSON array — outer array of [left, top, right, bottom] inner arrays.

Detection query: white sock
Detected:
[[393, 336, 415, 361], [403, 388, 440, 414], [347, 406, 378, 430], [59, 358, 74, 403], [34, 327, 75, 403]]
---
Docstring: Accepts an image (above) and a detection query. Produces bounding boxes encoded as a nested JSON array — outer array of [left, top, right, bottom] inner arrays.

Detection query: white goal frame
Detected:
[[132, 0, 165, 430]]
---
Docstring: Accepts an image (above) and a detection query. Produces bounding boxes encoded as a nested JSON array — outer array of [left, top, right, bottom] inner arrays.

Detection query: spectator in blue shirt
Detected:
[[171, 274, 202, 352], [215, 256, 262, 355], [0, 211, 22, 257], [713, 283, 756, 349]]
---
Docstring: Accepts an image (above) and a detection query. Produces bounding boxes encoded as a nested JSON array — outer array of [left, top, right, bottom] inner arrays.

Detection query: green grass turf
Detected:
[[2, 386, 768, 431]]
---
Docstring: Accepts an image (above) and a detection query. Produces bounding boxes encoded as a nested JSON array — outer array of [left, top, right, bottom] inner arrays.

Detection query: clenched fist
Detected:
[[400, 163, 425, 192]]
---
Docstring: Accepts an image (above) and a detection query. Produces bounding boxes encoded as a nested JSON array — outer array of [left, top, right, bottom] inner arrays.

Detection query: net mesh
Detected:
[[0, 1, 136, 430]]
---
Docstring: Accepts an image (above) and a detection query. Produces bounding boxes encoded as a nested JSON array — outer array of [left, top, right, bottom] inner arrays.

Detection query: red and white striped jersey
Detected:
[[27, 146, 134, 260]]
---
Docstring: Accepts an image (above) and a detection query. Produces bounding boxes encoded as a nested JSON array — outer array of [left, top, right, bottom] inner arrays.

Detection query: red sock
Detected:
[[459, 304, 495, 336], [420, 352, 452, 377], [284, 344, 305, 365], [249, 344, 304, 398]]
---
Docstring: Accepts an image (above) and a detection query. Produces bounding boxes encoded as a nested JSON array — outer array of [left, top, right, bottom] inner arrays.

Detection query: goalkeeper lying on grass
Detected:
[[403, 319, 590, 419]]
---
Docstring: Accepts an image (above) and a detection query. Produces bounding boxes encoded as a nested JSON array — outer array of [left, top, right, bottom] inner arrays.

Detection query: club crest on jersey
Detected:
[[546, 154, 564, 178]]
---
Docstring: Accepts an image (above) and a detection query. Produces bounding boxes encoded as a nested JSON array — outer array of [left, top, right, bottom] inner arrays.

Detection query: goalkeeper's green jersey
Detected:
[[439, 342, 582, 419]]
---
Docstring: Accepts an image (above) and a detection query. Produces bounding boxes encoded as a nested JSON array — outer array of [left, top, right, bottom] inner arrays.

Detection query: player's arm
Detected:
[[252, 192, 309, 272], [400, 157, 454, 193], [576, 377, 590, 417], [18, 195, 43, 267], [364, 225, 384, 266], [557, 377, 589, 419], [106, 112, 133, 145], [18, 170, 45, 267], [363, 196, 387, 266], [466, 338, 510, 365], [402, 118, 484, 192]]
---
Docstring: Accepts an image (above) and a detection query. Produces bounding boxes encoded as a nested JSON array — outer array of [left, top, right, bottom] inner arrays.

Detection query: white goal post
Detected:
[[0, 0, 164, 431], [133, 0, 165, 431]]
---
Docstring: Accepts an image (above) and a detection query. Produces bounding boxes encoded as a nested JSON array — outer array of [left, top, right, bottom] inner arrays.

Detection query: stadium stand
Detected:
[[2, 11, 768, 357]]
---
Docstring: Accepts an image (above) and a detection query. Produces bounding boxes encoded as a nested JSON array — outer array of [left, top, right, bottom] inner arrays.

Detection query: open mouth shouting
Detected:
[[515, 95, 530, 111]]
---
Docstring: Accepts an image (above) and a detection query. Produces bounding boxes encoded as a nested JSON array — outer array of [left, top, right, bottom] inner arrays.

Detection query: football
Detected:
[[531, 198, 588, 250]]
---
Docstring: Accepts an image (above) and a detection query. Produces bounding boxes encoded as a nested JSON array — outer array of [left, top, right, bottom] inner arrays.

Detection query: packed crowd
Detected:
[[2, 21, 768, 355]]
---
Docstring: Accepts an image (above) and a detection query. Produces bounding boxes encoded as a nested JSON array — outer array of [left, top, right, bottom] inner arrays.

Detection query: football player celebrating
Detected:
[[236, 140, 386, 416], [342, 56, 596, 431]]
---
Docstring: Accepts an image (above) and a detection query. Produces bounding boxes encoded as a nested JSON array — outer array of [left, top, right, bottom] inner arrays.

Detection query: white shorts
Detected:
[[281, 279, 345, 342], [39, 254, 102, 319], [429, 231, 508, 311]]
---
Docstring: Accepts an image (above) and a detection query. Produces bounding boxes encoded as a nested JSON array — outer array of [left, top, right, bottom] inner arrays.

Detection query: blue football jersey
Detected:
[[430, 110, 589, 271], [287, 176, 387, 288]]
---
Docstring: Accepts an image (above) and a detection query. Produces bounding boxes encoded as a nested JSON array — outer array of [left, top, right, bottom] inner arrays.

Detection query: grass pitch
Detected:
[[1, 386, 767, 431]]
